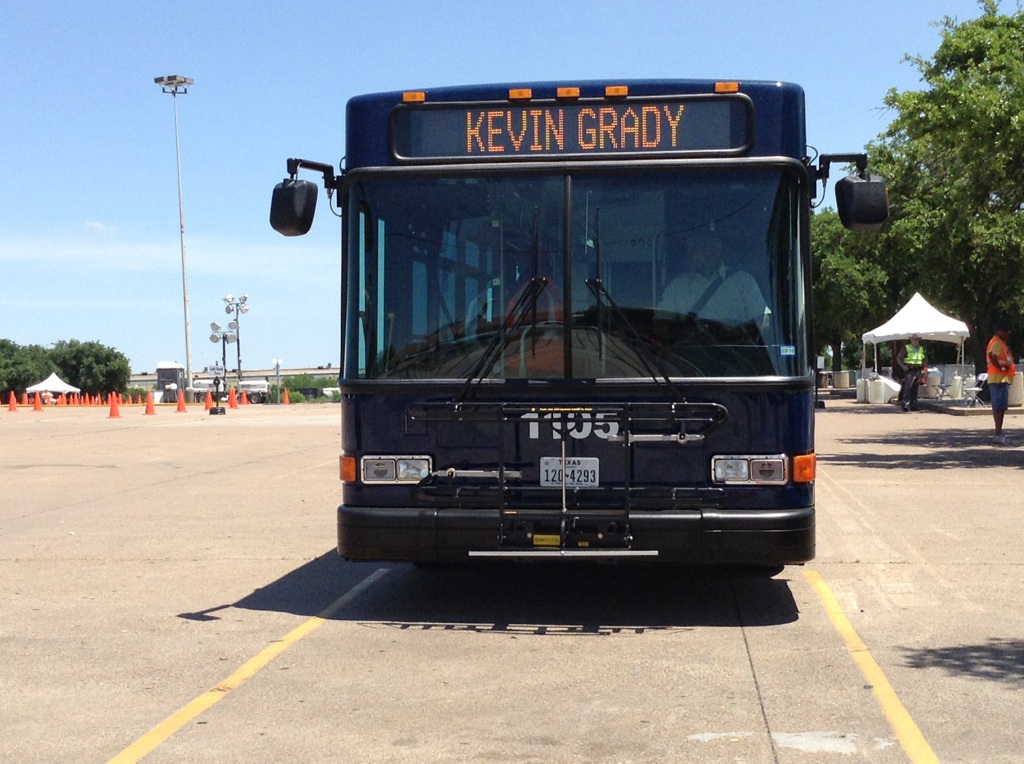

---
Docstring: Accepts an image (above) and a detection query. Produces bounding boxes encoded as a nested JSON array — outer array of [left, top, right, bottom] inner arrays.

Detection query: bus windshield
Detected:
[[347, 167, 806, 381]]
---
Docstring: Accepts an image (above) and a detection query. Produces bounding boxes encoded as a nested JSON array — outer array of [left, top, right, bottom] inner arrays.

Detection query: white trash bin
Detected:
[[1010, 371, 1024, 407], [949, 375, 964, 402]]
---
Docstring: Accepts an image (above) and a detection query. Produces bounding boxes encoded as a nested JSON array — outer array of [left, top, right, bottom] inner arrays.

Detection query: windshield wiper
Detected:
[[455, 275, 550, 404], [584, 207, 684, 399], [585, 280, 685, 401]]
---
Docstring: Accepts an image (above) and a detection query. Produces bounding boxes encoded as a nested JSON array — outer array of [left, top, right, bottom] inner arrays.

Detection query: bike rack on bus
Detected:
[[407, 399, 728, 557]]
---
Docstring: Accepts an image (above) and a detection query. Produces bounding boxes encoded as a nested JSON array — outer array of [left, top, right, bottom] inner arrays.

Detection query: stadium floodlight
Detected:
[[154, 75, 194, 90], [155, 73, 195, 395]]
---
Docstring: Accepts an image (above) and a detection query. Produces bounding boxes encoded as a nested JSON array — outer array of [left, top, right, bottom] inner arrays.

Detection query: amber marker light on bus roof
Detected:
[[402, 91, 426, 103], [714, 81, 740, 93], [605, 85, 629, 97], [556, 86, 580, 99], [792, 453, 816, 483], [340, 454, 357, 482], [509, 88, 532, 101]]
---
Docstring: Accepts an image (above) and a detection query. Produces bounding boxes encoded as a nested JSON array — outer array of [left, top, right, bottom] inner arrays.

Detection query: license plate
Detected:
[[540, 457, 599, 488]]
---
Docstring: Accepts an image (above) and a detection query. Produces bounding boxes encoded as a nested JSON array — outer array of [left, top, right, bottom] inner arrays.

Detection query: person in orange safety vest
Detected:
[[986, 321, 1015, 445]]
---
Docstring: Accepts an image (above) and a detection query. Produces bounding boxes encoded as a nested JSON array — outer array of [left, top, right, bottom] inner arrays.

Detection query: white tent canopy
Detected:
[[26, 372, 81, 394], [861, 293, 970, 369]]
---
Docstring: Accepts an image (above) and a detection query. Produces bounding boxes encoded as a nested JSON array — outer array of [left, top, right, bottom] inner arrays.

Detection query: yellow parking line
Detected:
[[107, 568, 389, 764], [804, 570, 939, 764]]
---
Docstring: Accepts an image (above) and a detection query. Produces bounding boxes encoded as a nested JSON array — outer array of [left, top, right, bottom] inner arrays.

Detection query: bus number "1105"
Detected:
[[521, 410, 620, 441]]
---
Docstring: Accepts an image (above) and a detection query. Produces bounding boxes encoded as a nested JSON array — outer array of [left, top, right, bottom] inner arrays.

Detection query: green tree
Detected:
[[0, 340, 55, 396], [282, 374, 335, 391], [811, 210, 888, 371], [49, 339, 130, 395], [868, 0, 1024, 367]]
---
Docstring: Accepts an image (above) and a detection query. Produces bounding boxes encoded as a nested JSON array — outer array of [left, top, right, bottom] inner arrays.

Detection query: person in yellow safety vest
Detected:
[[986, 321, 1015, 445], [896, 333, 927, 411]]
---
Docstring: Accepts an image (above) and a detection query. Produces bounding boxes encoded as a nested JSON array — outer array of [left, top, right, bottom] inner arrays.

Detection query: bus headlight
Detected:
[[397, 458, 431, 481], [713, 457, 749, 483], [361, 455, 432, 484], [712, 455, 788, 485]]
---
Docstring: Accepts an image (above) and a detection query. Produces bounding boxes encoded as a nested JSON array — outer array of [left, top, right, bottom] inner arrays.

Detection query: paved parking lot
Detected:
[[1, 399, 1021, 763]]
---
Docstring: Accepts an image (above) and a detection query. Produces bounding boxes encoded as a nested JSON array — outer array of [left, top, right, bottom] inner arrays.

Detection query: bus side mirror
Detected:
[[270, 179, 318, 236], [835, 173, 889, 232]]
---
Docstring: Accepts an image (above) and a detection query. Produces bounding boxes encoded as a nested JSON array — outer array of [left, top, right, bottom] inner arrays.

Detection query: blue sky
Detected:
[[0, 0, 986, 374]]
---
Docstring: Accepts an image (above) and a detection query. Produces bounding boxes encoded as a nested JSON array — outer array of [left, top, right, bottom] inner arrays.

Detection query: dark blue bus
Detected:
[[271, 80, 886, 567]]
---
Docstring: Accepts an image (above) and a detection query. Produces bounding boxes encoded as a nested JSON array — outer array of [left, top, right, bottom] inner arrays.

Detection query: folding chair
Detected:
[[943, 375, 964, 402], [962, 373, 988, 407]]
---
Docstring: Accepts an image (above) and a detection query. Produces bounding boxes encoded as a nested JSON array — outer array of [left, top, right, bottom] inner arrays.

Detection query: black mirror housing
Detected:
[[270, 179, 318, 236], [835, 174, 889, 232]]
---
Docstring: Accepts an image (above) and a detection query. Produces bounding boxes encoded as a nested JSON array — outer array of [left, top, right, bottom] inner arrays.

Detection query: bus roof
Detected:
[[345, 79, 806, 169]]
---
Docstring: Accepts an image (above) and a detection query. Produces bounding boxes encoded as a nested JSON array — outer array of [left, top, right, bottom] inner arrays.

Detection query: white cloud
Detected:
[[85, 220, 118, 233]]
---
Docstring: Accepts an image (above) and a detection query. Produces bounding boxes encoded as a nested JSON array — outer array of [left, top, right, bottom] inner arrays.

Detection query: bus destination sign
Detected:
[[392, 97, 750, 161]]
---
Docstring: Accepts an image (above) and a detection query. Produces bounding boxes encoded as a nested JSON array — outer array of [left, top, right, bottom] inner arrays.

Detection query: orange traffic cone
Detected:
[[33, 392, 43, 412], [176, 389, 187, 413], [21, 392, 28, 406], [8, 391, 17, 412], [144, 390, 156, 415], [58, 393, 66, 406], [108, 392, 121, 418], [282, 387, 290, 405], [228, 387, 238, 409], [204, 390, 213, 410], [241, 389, 249, 405]]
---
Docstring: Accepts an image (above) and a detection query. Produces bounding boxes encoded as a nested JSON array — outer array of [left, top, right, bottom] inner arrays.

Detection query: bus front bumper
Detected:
[[337, 505, 814, 565]]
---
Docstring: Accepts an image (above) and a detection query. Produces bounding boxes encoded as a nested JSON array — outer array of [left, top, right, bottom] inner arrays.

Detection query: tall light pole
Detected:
[[155, 74, 195, 394], [223, 293, 249, 384]]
